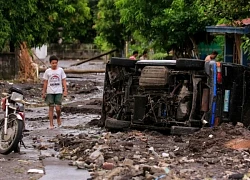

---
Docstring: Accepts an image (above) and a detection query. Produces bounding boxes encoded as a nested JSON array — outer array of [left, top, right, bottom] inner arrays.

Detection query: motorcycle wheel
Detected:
[[0, 117, 23, 155]]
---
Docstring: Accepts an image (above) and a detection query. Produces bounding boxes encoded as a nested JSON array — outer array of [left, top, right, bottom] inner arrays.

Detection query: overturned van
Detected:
[[99, 58, 250, 134]]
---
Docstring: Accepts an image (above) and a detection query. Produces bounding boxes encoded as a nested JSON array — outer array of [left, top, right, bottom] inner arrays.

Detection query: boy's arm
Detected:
[[42, 80, 48, 99], [62, 78, 67, 96]]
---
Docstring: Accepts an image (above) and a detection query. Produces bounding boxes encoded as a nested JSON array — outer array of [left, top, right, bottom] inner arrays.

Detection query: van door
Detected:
[[242, 69, 250, 127], [221, 64, 245, 125]]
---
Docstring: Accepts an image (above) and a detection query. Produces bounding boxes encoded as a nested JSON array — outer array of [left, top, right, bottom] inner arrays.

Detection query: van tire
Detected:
[[109, 57, 137, 67], [105, 118, 130, 129], [176, 58, 205, 70]]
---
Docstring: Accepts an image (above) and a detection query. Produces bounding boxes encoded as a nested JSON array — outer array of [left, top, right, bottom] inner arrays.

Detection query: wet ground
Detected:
[[1, 60, 250, 179], [0, 60, 104, 180]]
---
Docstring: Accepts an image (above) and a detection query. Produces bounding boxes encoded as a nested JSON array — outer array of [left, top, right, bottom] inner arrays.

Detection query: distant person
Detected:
[[129, 51, 138, 60], [205, 51, 218, 62], [140, 50, 148, 60], [42, 55, 68, 129]]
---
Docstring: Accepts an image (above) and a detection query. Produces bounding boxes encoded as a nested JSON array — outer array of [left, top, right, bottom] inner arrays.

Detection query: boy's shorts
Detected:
[[45, 94, 63, 106]]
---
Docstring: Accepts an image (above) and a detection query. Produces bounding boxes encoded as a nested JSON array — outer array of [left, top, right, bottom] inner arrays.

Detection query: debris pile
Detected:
[[51, 123, 250, 179]]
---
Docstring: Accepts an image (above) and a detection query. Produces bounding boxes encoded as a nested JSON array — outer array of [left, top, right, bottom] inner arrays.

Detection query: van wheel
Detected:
[[243, 108, 250, 128], [105, 118, 130, 129], [109, 58, 137, 67], [176, 58, 205, 70]]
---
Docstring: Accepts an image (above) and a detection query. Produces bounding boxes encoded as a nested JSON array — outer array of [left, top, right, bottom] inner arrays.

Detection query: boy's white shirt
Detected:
[[43, 67, 66, 94]]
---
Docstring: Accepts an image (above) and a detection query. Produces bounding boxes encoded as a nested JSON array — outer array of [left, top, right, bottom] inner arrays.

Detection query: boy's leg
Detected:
[[55, 105, 61, 126], [49, 106, 54, 128], [55, 94, 63, 126], [45, 94, 55, 129]]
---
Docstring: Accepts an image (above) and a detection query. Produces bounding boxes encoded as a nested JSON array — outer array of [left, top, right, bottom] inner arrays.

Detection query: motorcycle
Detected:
[[0, 87, 27, 155]]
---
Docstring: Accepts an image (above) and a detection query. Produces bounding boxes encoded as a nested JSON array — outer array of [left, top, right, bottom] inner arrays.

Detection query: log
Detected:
[[39, 68, 105, 74], [70, 49, 118, 67]]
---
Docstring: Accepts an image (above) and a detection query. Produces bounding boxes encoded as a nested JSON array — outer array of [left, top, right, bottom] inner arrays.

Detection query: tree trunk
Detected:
[[18, 42, 38, 82], [9, 41, 15, 52]]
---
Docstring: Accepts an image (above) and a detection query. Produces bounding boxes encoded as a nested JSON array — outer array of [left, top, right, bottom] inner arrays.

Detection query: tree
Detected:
[[198, 0, 250, 23], [116, 0, 216, 57], [94, 0, 129, 51], [198, 0, 250, 57], [0, 0, 91, 51]]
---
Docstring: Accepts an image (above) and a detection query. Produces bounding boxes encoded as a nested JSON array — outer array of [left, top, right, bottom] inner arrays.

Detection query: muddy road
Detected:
[[0, 60, 105, 180], [1, 60, 250, 180]]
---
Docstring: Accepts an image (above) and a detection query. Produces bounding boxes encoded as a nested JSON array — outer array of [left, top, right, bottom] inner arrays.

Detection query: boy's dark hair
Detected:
[[142, 50, 148, 55], [49, 55, 59, 63], [133, 51, 138, 55], [212, 51, 218, 55]]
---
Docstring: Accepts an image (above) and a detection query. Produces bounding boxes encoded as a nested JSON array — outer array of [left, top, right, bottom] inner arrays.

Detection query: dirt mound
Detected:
[[53, 125, 250, 179], [188, 123, 250, 153]]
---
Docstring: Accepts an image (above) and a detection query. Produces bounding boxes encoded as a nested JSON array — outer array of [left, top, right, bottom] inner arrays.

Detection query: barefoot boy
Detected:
[[42, 55, 67, 129]]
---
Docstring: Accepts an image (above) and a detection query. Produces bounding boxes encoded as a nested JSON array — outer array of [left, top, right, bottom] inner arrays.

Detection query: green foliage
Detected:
[[199, 0, 250, 22], [241, 36, 250, 59], [150, 53, 169, 60], [115, 0, 216, 57], [94, 0, 128, 51], [0, 0, 91, 50]]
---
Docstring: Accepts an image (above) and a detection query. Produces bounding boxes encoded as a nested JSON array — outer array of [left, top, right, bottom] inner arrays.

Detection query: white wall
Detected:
[[35, 45, 47, 59]]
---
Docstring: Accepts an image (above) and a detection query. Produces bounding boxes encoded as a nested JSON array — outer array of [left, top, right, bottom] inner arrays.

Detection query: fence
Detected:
[[47, 43, 102, 60], [0, 53, 18, 79]]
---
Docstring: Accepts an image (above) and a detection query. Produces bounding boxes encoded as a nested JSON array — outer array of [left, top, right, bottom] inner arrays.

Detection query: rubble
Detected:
[[50, 123, 250, 179]]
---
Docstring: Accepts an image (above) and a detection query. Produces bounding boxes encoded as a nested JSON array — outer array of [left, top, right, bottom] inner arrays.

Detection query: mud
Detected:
[[1, 59, 250, 180], [0, 61, 104, 180], [54, 123, 250, 180]]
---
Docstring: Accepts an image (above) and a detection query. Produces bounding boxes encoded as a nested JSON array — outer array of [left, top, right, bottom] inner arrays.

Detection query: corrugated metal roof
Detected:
[[217, 18, 250, 27], [206, 18, 250, 34]]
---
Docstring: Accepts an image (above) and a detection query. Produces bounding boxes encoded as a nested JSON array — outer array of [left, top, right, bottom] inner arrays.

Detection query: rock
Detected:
[[133, 155, 141, 159], [208, 134, 213, 138], [169, 152, 176, 158], [78, 133, 88, 139], [78, 157, 84, 161], [150, 166, 166, 174], [105, 167, 124, 179], [207, 158, 220, 164], [123, 159, 134, 166], [84, 149, 91, 154], [37, 144, 48, 150], [206, 148, 213, 154], [148, 147, 160, 158], [179, 157, 195, 163], [113, 156, 119, 162], [64, 156, 71, 160], [89, 149, 102, 160], [76, 161, 86, 169], [68, 161, 75, 166], [95, 154, 105, 167], [102, 162, 115, 170], [39, 155, 46, 160], [236, 122, 244, 127], [162, 153, 169, 158], [228, 173, 244, 179], [71, 156, 78, 161], [145, 173, 156, 180], [173, 136, 183, 142], [139, 158, 147, 163], [180, 169, 194, 175]]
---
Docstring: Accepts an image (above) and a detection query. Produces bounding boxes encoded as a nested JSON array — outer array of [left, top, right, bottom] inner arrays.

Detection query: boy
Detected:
[[42, 55, 67, 129], [139, 50, 148, 60], [205, 51, 218, 62], [129, 51, 139, 60]]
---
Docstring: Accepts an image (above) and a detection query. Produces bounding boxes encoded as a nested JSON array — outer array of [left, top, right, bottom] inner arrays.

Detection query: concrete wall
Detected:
[[0, 53, 18, 79], [47, 43, 102, 60], [35, 45, 47, 59]]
